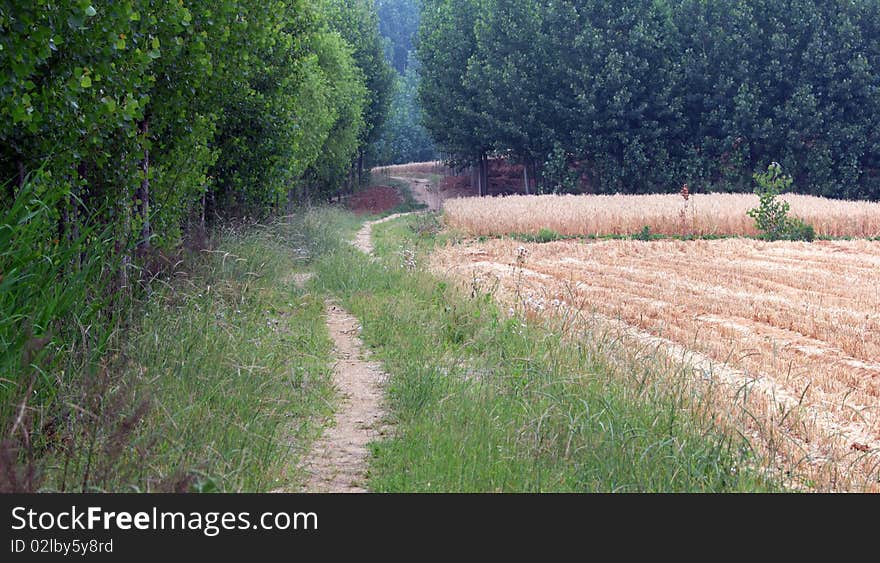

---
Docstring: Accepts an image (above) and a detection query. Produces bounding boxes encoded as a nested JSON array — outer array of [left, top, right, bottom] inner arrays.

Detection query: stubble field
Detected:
[[431, 233, 880, 491]]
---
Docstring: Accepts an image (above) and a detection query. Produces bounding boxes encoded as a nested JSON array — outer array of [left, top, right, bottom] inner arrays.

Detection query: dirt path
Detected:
[[299, 302, 387, 492], [298, 213, 407, 492], [391, 175, 442, 212], [353, 212, 413, 254]]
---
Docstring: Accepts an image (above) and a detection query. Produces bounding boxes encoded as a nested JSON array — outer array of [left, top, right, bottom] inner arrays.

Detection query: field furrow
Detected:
[[431, 237, 880, 491]]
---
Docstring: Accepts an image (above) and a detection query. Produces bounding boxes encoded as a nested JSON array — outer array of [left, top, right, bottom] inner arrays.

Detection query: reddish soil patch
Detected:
[[348, 186, 402, 215]]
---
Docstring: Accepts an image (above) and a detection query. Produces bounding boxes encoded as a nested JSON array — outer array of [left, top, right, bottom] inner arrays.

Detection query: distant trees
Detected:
[[376, 0, 420, 74], [374, 62, 438, 165], [373, 0, 437, 166], [324, 0, 395, 181], [416, 0, 880, 199]]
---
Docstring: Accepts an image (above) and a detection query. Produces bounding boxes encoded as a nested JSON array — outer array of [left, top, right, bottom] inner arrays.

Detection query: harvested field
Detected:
[[444, 193, 880, 238], [431, 237, 880, 491]]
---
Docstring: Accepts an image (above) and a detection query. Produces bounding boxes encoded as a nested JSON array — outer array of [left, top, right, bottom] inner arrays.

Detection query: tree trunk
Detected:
[[532, 158, 541, 194], [471, 164, 478, 195], [17, 159, 25, 189], [135, 118, 150, 250], [523, 159, 530, 195], [75, 162, 86, 264], [357, 151, 365, 186], [479, 153, 489, 197], [200, 189, 207, 229]]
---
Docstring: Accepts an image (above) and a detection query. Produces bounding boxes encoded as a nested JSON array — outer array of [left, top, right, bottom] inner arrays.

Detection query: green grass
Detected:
[[315, 214, 777, 492], [117, 224, 334, 492], [28, 208, 356, 492], [6, 194, 778, 492]]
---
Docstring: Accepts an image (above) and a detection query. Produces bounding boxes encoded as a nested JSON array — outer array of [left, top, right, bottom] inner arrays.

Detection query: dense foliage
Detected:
[[0, 1, 389, 490], [1, 0, 391, 242], [417, 0, 880, 199]]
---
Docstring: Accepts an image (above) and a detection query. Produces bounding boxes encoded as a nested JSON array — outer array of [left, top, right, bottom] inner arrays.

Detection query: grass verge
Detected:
[[25, 208, 355, 492], [314, 214, 777, 492]]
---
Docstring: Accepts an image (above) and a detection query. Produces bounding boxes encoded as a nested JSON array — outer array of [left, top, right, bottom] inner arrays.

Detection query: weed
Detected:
[[634, 225, 653, 241]]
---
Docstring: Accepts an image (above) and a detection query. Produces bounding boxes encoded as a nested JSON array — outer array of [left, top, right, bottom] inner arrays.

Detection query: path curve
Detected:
[[353, 212, 414, 254], [391, 175, 442, 212]]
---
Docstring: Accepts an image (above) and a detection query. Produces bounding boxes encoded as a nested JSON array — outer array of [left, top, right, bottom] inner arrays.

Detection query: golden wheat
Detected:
[[371, 161, 453, 177], [443, 193, 880, 238], [431, 237, 880, 491]]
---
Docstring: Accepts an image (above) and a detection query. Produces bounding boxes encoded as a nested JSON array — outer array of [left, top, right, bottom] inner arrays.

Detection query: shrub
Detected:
[[635, 225, 652, 241], [534, 227, 561, 243], [747, 163, 815, 242]]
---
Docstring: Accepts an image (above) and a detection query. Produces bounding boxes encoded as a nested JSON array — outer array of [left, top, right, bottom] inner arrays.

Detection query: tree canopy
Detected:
[[416, 0, 880, 199], [1, 0, 391, 252]]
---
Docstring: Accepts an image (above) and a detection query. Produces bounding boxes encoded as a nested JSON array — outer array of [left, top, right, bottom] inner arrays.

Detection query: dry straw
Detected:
[[443, 193, 880, 238], [431, 237, 880, 491]]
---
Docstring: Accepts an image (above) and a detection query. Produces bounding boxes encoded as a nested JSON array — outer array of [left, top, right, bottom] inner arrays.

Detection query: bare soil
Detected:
[[390, 175, 442, 211], [348, 186, 403, 215], [299, 302, 388, 492], [431, 237, 880, 491]]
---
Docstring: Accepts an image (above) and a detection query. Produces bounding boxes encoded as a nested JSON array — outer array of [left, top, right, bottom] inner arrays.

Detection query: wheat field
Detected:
[[372, 161, 453, 177], [443, 193, 880, 238], [431, 237, 880, 491]]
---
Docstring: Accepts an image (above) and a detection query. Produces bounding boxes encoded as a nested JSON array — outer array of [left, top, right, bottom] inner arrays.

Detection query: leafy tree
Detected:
[[418, 0, 493, 192], [324, 0, 395, 177], [376, 0, 420, 74], [415, 0, 880, 199], [305, 28, 368, 197]]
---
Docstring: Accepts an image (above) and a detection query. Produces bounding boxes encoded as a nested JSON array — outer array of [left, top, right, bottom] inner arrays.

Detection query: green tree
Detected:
[[374, 61, 437, 165], [324, 0, 395, 179]]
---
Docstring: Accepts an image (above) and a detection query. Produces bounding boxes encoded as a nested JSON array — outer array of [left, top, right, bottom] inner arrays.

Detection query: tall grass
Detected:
[[112, 222, 336, 492], [2, 192, 349, 491], [314, 217, 776, 491], [1, 173, 121, 491]]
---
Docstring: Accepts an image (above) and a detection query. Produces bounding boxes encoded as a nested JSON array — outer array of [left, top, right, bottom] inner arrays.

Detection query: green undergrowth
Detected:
[[20, 208, 356, 492], [315, 213, 777, 492], [118, 220, 337, 492], [497, 230, 871, 244]]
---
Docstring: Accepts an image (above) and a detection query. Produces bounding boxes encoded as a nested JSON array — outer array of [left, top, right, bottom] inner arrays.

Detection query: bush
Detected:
[[535, 227, 561, 243], [785, 217, 816, 243], [747, 163, 815, 242]]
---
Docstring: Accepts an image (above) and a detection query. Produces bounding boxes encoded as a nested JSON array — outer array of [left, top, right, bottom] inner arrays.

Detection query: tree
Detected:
[[324, 0, 395, 180], [418, 0, 492, 194], [373, 60, 437, 165], [376, 0, 420, 74]]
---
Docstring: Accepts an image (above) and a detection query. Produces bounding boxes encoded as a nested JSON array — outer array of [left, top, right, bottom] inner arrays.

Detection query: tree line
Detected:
[[0, 1, 392, 465], [417, 0, 880, 199], [1, 0, 393, 250]]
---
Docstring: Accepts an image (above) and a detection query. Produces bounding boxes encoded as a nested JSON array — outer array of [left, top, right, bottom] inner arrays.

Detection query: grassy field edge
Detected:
[[314, 214, 778, 492]]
